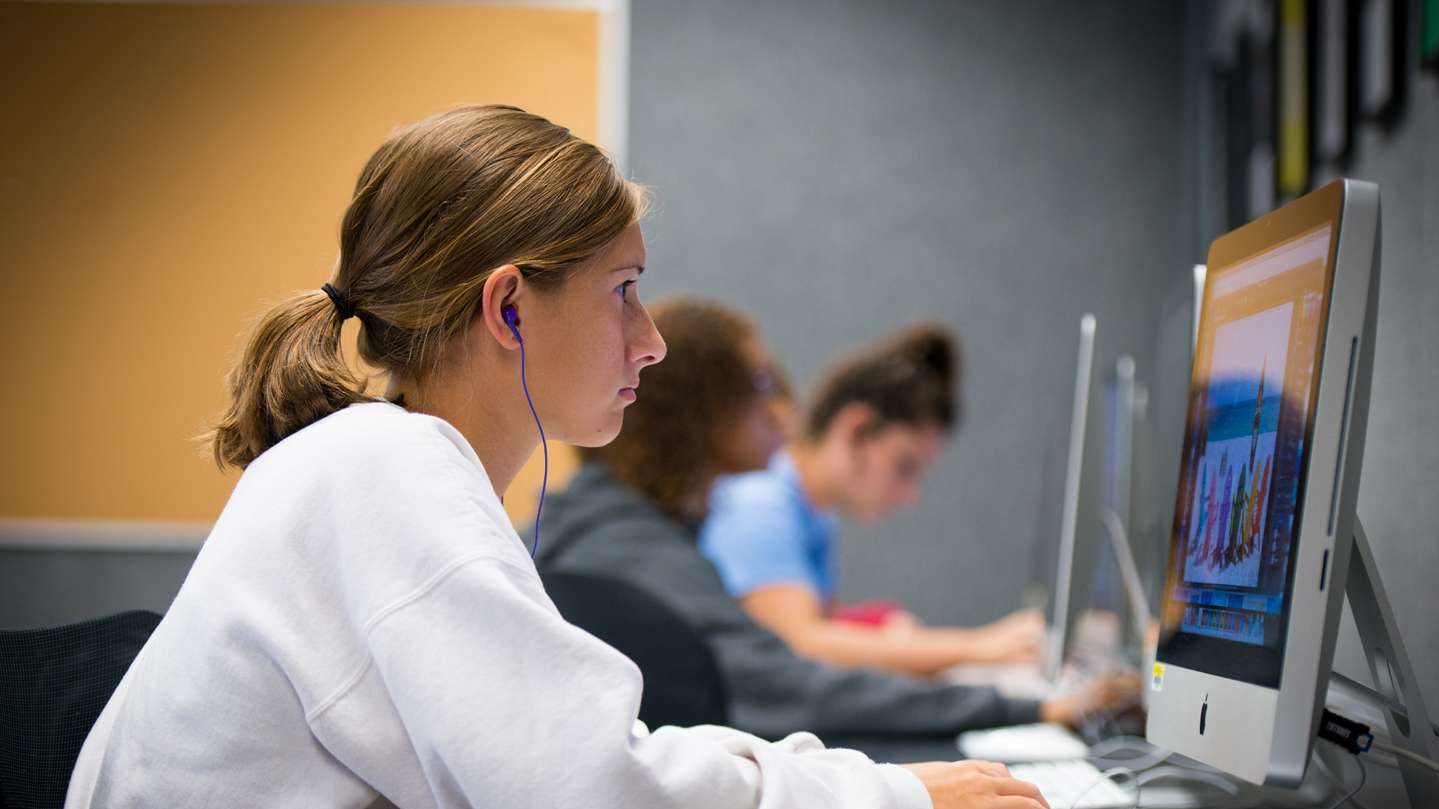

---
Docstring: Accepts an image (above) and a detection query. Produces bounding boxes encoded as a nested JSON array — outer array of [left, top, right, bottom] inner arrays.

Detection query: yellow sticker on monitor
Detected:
[[1151, 663, 1166, 691]]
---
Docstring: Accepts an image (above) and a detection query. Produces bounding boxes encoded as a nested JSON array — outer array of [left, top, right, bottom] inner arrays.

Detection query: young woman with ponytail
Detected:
[[64, 106, 1051, 809]]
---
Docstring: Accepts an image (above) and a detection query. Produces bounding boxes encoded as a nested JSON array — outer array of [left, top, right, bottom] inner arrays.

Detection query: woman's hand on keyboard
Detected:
[[900, 759, 1051, 809]]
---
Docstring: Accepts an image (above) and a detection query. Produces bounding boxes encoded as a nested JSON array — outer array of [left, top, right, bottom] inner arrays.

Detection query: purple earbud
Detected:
[[502, 304, 521, 340]]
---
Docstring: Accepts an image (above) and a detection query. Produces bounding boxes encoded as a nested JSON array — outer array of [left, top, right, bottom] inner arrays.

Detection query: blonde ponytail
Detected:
[[209, 289, 366, 469]]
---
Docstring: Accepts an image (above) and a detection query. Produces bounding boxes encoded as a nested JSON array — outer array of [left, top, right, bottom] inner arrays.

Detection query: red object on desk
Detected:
[[832, 599, 905, 627]]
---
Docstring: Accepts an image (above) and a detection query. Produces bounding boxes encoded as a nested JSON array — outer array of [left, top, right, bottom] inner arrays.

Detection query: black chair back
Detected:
[[0, 610, 161, 809], [541, 571, 728, 729]]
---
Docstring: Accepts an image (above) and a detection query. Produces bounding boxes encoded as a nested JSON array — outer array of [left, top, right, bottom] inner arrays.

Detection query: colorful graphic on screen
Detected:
[[1163, 224, 1332, 660], [1182, 303, 1290, 589]]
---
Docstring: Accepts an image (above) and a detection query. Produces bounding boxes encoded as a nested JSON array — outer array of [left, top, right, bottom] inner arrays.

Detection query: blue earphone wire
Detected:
[[515, 325, 548, 559]]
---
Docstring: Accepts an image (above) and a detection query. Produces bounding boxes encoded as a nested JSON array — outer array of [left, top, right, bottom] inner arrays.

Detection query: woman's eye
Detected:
[[616, 280, 635, 300]]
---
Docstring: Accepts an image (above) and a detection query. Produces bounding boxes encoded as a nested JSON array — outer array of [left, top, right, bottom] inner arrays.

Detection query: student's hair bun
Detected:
[[805, 321, 963, 440], [889, 324, 957, 384]]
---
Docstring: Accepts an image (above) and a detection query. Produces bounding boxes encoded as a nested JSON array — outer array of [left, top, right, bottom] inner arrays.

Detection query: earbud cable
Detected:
[[516, 329, 547, 559]]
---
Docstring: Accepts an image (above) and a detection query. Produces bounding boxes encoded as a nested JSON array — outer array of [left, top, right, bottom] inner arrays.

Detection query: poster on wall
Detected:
[[1277, 0, 1309, 198]]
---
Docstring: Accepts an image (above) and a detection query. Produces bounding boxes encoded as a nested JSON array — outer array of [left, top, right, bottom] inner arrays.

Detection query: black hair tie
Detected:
[[322, 283, 356, 321]]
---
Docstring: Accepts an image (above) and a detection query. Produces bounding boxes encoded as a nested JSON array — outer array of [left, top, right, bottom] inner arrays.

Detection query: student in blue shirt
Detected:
[[701, 324, 1045, 677]]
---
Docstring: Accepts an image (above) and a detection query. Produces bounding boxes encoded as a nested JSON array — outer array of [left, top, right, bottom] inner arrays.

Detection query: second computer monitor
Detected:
[[1147, 180, 1380, 787]]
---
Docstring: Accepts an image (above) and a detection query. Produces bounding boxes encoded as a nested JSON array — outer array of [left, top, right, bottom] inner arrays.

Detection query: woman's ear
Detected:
[[479, 265, 525, 350], [833, 402, 879, 448]]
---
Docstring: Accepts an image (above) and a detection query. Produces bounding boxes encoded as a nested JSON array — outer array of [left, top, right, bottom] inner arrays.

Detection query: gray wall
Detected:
[[630, 0, 1191, 625]]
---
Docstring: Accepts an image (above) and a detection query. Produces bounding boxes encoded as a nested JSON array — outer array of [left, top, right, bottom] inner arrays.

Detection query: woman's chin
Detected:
[[561, 412, 626, 448]]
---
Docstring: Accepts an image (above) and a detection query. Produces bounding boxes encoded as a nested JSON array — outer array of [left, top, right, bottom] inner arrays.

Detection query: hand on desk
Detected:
[[980, 608, 1045, 662], [1038, 670, 1143, 730], [939, 607, 1044, 665], [901, 759, 1051, 809], [875, 607, 1042, 666], [749, 585, 1047, 675]]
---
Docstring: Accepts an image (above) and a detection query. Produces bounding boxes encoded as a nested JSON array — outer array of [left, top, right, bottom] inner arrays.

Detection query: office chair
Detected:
[[0, 610, 161, 809], [541, 570, 729, 729]]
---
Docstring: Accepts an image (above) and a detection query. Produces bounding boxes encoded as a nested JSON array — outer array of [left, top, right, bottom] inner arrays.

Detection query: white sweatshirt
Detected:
[[65, 402, 931, 809]]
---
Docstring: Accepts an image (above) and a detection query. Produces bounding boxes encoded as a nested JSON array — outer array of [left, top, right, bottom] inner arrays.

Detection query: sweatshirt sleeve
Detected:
[[310, 549, 932, 809]]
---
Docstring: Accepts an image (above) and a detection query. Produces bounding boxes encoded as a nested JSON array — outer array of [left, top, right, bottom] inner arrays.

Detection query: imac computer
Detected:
[[1044, 313, 1099, 682], [1192, 264, 1206, 350], [1148, 180, 1436, 803], [959, 313, 1117, 697], [1055, 324, 1154, 677], [1039, 314, 1152, 683]]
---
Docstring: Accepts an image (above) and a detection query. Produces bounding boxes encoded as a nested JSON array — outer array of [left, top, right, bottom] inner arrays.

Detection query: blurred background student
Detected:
[[701, 325, 1043, 677], [536, 297, 1136, 742]]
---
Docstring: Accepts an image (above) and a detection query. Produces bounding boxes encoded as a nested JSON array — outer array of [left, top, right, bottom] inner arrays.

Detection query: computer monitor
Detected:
[[1140, 267, 1207, 615], [1032, 315, 1154, 682], [1084, 355, 1154, 656], [1148, 179, 1380, 787], [1039, 313, 1120, 681], [1098, 355, 1155, 657], [1192, 264, 1206, 350]]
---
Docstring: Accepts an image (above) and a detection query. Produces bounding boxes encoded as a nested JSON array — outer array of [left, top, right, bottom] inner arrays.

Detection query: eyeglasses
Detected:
[[752, 369, 775, 395], [752, 367, 788, 398]]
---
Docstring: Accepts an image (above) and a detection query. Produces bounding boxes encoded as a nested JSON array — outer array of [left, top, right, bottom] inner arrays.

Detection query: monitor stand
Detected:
[[1328, 518, 1439, 808]]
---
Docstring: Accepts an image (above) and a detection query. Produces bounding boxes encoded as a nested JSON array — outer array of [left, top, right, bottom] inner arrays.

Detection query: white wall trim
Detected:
[[595, 0, 631, 174]]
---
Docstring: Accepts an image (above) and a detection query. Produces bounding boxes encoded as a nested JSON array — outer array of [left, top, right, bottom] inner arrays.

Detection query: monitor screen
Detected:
[[1157, 222, 1337, 688]]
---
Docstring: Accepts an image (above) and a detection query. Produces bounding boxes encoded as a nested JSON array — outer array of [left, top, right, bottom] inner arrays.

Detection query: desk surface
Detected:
[[823, 732, 1350, 808]]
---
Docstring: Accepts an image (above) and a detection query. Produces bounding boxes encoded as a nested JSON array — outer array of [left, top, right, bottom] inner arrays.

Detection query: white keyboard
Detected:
[[1008, 760, 1133, 809], [958, 723, 1090, 763]]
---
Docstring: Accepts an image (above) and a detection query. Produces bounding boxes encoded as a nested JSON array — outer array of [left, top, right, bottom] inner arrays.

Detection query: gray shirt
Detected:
[[535, 463, 1041, 740]]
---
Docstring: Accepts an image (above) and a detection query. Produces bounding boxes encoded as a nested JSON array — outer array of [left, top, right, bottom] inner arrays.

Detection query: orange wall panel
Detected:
[[1, 3, 595, 523]]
